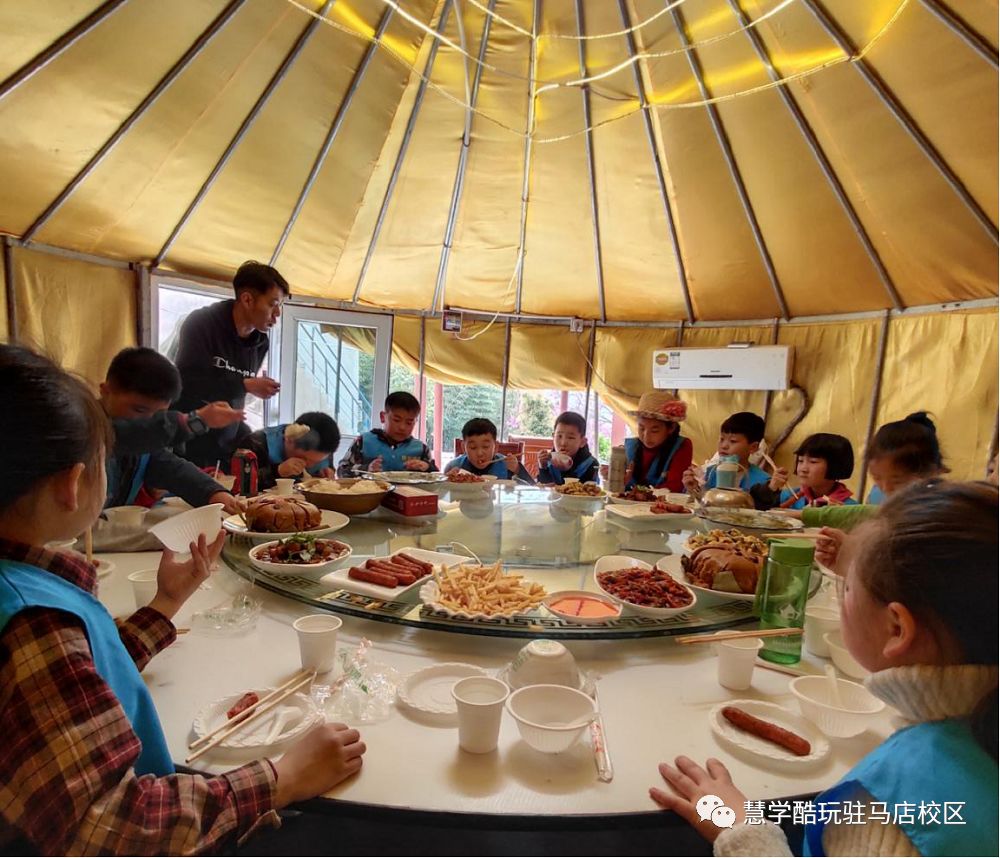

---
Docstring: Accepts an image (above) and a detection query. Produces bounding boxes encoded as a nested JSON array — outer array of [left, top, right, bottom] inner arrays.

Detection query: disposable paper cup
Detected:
[[128, 569, 159, 610], [293, 614, 342, 674], [452, 676, 510, 754], [214, 474, 237, 492], [715, 634, 763, 691], [804, 606, 840, 657], [105, 506, 149, 529], [275, 478, 295, 496]]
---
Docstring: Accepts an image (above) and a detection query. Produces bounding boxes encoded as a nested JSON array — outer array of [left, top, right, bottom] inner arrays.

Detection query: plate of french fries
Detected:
[[419, 560, 547, 620]]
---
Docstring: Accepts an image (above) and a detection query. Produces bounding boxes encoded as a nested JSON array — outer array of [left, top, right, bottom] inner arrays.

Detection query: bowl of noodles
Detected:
[[298, 477, 394, 515]]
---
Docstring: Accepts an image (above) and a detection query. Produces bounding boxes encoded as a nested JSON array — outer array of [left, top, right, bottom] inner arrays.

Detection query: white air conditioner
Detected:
[[651, 345, 792, 391]]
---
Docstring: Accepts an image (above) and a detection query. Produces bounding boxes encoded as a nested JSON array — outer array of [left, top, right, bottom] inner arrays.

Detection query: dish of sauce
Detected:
[[549, 595, 619, 619]]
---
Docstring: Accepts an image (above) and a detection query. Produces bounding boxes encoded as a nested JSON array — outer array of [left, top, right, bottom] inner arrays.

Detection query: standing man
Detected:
[[173, 261, 289, 467]]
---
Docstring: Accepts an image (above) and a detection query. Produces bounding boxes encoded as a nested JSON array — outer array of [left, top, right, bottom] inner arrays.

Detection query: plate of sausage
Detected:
[[709, 700, 829, 770], [192, 688, 321, 750], [320, 547, 467, 599]]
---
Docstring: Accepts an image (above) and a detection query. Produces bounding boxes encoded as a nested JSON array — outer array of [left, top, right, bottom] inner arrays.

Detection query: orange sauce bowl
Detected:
[[543, 590, 622, 625]]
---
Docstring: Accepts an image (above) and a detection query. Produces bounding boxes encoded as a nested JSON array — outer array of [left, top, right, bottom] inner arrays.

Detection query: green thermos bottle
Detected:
[[754, 538, 815, 664]]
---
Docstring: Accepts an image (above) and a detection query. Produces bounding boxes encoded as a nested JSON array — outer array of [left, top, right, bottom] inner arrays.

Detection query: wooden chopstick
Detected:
[[187, 670, 315, 754], [84, 527, 94, 565], [761, 531, 824, 540], [675, 627, 803, 645]]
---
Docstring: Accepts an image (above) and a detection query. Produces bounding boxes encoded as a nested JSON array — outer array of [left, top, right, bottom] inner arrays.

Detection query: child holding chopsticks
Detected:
[[650, 480, 998, 855], [0, 345, 366, 854], [751, 433, 858, 511]]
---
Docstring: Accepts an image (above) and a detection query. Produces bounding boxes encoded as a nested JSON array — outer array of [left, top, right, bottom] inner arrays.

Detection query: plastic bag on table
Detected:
[[317, 638, 399, 724], [191, 593, 262, 635]]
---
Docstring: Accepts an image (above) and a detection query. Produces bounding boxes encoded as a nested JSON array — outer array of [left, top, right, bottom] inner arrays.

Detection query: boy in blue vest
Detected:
[[337, 391, 436, 475], [444, 418, 535, 483], [682, 411, 771, 494], [242, 413, 340, 491], [100, 348, 244, 513], [536, 411, 600, 485]]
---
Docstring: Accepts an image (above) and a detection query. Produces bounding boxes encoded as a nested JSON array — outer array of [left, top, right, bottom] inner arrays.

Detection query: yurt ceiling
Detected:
[[0, 0, 997, 322]]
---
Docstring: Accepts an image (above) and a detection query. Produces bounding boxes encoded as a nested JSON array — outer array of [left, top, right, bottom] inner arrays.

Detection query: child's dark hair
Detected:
[[794, 433, 854, 481], [720, 412, 765, 444], [857, 481, 998, 758], [106, 347, 181, 403], [0, 345, 112, 512], [233, 260, 290, 297], [384, 391, 421, 414], [292, 412, 341, 453], [462, 418, 498, 440], [868, 411, 946, 475], [554, 411, 586, 435]]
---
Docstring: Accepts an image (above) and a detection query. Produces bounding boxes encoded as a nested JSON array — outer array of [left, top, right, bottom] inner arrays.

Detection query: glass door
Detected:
[[278, 306, 393, 448]]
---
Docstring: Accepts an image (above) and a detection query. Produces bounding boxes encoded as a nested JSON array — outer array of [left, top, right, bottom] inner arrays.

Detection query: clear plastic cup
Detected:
[[128, 569, 158, 610], [452, 676, 510, 753], [715, 635, 763, 691], [293, 614, 342, 674]]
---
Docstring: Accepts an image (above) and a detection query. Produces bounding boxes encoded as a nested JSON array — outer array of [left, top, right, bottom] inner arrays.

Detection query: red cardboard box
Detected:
[[381, 486, 439, 517]]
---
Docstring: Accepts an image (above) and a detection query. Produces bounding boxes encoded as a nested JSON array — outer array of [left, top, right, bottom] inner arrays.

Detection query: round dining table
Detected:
[[93, 485, 894, 844]]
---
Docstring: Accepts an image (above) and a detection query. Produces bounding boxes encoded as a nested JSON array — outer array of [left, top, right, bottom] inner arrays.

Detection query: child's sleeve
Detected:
[[336, 436, 365, 477], [801, 504, 877, 530], [749, 482, 781, 510], [144, 452, 228, 507], [112, 412, 193, 456], [420, 443, 438, 472], [535, 463, 557, 484]]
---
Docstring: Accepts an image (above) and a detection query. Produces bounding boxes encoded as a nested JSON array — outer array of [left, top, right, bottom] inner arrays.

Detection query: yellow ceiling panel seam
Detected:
[[352, 0, 454, 304], [153, 0, 336, 268], [918, 0, 999, 67], [0, 0, 129, 101], [430, 0, 497, 312], [574, 0, 607, 323], [271, 5, 396, 266], [513, 0, 541, 316], [619, 0, 694, 324], [725, 0, 904, 311], [803, 0, 996, 242], [673, 4, 788, 320], [21, 0, 249, 245]]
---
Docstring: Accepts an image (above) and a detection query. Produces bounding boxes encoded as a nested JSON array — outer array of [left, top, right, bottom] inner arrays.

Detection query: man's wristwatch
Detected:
[[186, 410, 208, 435]]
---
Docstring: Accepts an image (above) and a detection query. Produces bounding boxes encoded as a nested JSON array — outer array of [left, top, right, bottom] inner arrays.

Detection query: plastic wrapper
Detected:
[[318, 638, 399, 724], [191, 593, 262, 635]]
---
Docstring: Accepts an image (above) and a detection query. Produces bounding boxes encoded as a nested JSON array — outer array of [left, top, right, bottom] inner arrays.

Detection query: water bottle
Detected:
[[755, 538, 815, 664], [608, 445, 627, 494]]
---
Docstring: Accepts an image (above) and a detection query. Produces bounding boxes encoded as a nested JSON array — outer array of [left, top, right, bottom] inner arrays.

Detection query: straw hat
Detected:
[[631, 391, 687, 423]]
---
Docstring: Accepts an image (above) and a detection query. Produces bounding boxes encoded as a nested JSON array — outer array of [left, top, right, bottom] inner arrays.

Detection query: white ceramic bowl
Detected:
[[505, 640, 581, 689], [804, 606, 841, 658], [249, 539, 352, 579], [149, 503, 224, 552], [543, 590, 622, 625], [104, 505, 150, 529], [593, 555, 697, 619], [506, 684, 597, 754], [824, 631, 868, 679], [789, 675, 885, 738]]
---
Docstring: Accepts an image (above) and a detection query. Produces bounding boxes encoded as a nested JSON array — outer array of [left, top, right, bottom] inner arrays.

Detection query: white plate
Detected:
[[222, 509, 350, 540], [94, 558, 115, 579], [249, 539, 352, 579], [710, 699, 829, 770], [549, 489, 608, 510], [358, 470, 449, 485], [442, 474, 498, 497], [593, 555, 697, 618], [397, 663, 487, 716], [420, 574, 547, 620], [608, 490, 690, 506], [321, 547, 465, 599], [192, 688, 321, 750], [696, 507, 804, 532], [656, 554, 758, 603], [606, 502, 695, 522]]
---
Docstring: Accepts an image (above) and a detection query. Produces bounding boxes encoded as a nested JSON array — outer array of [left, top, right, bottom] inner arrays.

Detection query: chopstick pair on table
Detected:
[[674, 627, 804, 646], [186, 669, 316, 763]]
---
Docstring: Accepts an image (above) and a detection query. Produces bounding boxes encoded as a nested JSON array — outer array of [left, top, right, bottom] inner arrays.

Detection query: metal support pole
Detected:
[[513, 0, 541, 315], [762, 317, 780, 420], [583, 324, 596, 423], [2, 237, 17, 341], [417, 316, 427, 441], [334, 333, 343, 420], [499, 319, 512, 440], [858, 310, 892, 500]]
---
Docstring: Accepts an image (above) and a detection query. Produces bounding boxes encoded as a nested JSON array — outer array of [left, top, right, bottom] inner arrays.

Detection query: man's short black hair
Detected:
[[794, 433, 855, 481], [233, 261, 290, 298], [293, 412, 341, 454], [384, 391, 421, 414], [106, 347, 181, 403], [462, 418, 498, 440], [554, 411, 587, 435], [720, 411, 765, 443]]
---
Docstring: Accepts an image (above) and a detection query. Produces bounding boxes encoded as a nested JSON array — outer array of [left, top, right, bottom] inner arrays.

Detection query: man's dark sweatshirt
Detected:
[[173, 299, 269, 467]]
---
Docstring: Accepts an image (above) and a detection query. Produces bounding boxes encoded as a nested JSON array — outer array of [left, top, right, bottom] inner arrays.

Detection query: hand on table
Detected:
[[149, 531, 225, 620], [768, 467, 789, 492], [196, 401, 244, 429], [368, 456, 384, 473], [244, 375, 280, 399], [209, 491, 244, 515], [273, 722, 367, 807], [278, 457, 307, 478], [815, 527, 847, 570], [404, 458, 430, 472], [650, 755, 748, 843]]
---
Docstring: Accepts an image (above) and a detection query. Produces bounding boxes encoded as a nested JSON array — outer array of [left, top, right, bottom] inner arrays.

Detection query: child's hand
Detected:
[[273, 722, 366, 807], [368, 456, 383, 473], [650, 756, 748, 843], [209, 491, 244, 515], [815, 527, 847, 570], [278, 457, 307, 477], [195, 401, 245, 429], [504, 453, 520, 475], [682, 467, 699, 492], [404, 458, 431, 472], [149, 531, 225, 620], [321, 467, 336, 479], [768, 467, 789, 491], [599, 463, 609, 480], [538, 450, 552, 467]]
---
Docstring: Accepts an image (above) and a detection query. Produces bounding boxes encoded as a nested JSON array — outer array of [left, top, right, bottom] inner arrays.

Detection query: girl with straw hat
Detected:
[[624, 392, 693, 493]]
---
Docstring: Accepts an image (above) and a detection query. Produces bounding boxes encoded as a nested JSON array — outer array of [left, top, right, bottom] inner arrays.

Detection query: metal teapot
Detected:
[[701, 486, 755, 509]]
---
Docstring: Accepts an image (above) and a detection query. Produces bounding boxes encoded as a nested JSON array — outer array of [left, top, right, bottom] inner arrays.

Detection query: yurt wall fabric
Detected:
[[9, 247, 137, 385]]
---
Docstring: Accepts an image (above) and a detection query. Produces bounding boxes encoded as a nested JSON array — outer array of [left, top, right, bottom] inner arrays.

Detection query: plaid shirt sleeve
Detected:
[[0, 608, 278, 856], [336, 436, 365, 477], [116, 606, 177, 671]]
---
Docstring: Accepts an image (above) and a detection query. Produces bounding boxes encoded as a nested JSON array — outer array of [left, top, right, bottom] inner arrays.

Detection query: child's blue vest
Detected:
[[263, 425, 331, 477], [445, 454, 509, 478], [804, 719, 997, 857], [106, 453, 151, 507], [537, 452, 600, 486], [359, 431, 427, 472], [0, 560, 174, 776], [624, 435, 685, 489]]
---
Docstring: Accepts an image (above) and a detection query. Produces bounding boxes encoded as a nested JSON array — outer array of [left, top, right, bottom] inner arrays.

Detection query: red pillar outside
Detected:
[[559, 390, 569, 415]]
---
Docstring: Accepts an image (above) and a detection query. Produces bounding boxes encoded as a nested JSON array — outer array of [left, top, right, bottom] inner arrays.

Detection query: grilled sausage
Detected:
[[721, 706, 811, 756]]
